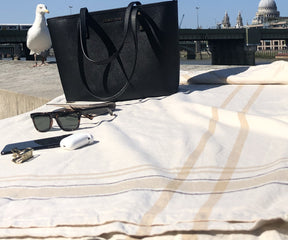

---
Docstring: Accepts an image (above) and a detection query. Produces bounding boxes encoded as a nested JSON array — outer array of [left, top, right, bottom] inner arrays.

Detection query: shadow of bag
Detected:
[[47, 1, 179, 102]]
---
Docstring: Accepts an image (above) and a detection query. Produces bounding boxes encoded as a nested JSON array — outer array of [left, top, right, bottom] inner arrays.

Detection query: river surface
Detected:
[[1, 57, 280, 66], [180, 58, 279, 66]]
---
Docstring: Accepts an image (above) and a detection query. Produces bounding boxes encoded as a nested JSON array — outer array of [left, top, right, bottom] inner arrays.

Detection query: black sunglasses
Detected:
[[30, 104, 115, 132]]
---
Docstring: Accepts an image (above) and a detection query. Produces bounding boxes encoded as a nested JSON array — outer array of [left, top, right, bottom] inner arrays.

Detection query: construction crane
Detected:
[[179, 14, 185, 28]]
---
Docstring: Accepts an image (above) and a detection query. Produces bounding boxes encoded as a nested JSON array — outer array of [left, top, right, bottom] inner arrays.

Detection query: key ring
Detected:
[[11, 148, 34, 164]]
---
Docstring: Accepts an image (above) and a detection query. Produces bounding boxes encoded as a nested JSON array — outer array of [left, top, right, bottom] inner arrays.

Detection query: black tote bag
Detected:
[[47, 1, 179, 102]]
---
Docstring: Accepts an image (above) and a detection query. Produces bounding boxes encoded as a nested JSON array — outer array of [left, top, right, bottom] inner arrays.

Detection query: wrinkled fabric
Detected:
[[0, 69, 288, 239]]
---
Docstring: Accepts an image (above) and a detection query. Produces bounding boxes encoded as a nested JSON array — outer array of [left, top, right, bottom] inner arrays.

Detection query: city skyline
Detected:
[[0, 0, 288, 29]]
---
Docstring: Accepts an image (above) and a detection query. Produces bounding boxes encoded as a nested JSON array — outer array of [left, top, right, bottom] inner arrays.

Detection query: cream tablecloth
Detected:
[[0, 61, 288, 239]]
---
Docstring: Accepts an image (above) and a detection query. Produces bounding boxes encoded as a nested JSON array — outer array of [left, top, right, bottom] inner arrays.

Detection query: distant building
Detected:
[[222, 12, 231, 28], [220, 11, 243, 29], [251, 0, 287, 50], [217, 0, 287, 51], [236, 12, 243, 28], [220, 0, 287, 50], [252, 0, 280, 25]]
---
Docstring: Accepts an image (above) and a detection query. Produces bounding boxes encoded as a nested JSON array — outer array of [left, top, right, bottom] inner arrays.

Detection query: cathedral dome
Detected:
[[252, 0, 280, 24], [258, 0, 277, 10]]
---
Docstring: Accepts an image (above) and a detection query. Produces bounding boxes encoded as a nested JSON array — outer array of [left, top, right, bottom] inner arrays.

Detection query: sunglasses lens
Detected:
[[32, 115, 51, 132], [57, 113, 79, 131]]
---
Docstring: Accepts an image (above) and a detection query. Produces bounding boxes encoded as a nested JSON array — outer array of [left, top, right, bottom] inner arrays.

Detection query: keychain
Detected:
[[11, 148, 34, 164]]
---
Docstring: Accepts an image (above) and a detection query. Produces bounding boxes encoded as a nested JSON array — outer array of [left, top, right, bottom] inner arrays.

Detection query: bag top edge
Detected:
[[47, 0, 176, 22]]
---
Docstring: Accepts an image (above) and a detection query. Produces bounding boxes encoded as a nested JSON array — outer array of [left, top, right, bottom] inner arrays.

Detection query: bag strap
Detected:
[[79, 2, 141, 65], [79, 3, 140, 101]]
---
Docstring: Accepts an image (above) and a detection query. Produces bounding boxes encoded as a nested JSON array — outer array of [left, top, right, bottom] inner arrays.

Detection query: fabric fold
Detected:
[[0, 82, 288, 239], [181, 61, 288, 85]]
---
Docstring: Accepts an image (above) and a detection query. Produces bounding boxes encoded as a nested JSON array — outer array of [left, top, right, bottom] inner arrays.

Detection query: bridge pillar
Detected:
[[12, 44, 21, 60], [208, 39, 256, 65], [187, 49, 196, 59], [179, 41, 196, 59]]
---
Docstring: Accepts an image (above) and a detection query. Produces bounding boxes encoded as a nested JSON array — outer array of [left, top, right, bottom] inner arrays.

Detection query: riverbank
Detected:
[[0, 60, 62, 118], [0, 58, 285, 119], [0, 60, 62, 99]]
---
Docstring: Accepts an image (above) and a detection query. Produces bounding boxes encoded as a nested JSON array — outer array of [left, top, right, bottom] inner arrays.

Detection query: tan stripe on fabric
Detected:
[[242, 85, 264, 113], [1, 164, 287, 199], [135, 107, 219, 236], [220, 86, 243, 108], [182, 234, 199, 240], [133, 86, 243, 236], [193, 85, 264, 230], [134, 85, 263, 236], [2, 156, 287, 185], [193, 112, 250, 229]]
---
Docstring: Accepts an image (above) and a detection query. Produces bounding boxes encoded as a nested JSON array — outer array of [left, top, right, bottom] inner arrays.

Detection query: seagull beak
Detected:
[[45, 9, 50, 14]]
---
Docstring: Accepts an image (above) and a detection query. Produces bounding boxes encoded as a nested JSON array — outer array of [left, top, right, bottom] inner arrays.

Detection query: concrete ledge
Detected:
[[0, 89, 48, 119]]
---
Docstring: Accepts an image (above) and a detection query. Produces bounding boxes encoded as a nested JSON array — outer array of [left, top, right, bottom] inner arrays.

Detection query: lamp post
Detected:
[[69, 5, 73, 15], [196, 6, 200, 29]]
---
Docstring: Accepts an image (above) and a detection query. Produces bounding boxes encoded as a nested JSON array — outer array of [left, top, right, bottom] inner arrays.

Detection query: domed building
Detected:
[[250, 0, 287, 51], [218, 0, 286, 52], [252, 0, 280, 24]]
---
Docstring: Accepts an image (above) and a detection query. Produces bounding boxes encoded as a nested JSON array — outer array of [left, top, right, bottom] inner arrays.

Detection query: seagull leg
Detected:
[[39, 56, 48, 66], [33, 54, 38, 67]]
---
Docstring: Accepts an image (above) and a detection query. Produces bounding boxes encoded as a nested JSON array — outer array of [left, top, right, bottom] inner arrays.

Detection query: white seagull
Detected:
[[27, 4, 52, 66]]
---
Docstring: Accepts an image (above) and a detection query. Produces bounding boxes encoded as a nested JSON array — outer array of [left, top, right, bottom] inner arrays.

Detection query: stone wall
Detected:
[[0, 89, 47, 119]]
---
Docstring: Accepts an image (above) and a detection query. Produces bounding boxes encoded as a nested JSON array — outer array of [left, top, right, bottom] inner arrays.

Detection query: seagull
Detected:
[[26, 4, 52, 67]]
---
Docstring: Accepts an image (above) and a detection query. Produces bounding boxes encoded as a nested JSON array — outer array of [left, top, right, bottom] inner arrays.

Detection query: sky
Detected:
[[1, 0, 288, 29]]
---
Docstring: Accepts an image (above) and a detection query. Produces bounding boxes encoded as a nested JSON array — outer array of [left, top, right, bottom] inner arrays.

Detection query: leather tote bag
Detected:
[[47, 1, 179, 102]]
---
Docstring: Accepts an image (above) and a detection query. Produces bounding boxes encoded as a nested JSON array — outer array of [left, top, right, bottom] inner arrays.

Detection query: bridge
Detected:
[[0, 24, 32, 60], [179, 28, 288, 65], [1, 24, 288, 65]]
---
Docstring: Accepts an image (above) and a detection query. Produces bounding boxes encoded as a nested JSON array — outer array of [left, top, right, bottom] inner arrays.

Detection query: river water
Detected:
[[1, 56, 279, 66], [180, 58, 279, 66]]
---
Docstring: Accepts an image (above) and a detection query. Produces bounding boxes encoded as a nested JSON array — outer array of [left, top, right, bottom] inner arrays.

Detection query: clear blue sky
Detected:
[[1, 0, 288, 29]]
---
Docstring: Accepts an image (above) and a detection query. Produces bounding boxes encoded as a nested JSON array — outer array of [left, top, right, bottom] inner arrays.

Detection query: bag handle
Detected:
[[79, 3, 141, 101], [79, 2, 141, 65]]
